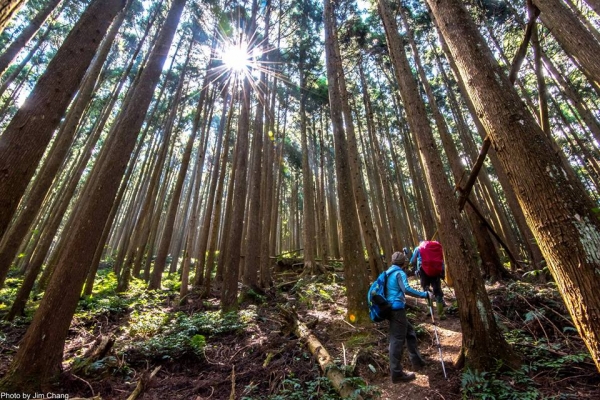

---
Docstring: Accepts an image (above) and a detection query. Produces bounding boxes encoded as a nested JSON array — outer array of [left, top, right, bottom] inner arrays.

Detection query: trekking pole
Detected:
[[427, 296, 447, 379]]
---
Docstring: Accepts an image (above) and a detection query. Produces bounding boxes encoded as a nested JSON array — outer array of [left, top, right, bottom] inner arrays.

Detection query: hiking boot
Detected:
[[392, 372, 416, 383], [437, 302, 446, 320], [411, 358, 430, 370]]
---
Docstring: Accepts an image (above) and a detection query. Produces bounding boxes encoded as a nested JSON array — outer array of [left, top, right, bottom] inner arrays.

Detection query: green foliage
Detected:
[[243, 376, 340, 400], [506, 328, 591, 371], [294, 279, 342, 310], [413, 323, 427, 337], [241, 288, 267, 304], [128, 310, 252, 360], [345, 333, 374, 349], [126, 308, 171, 339], [76, 270, 163, 321], [161, 272, 181, 291], [342, 376, 381, 399], [70, 355, 129, 378], [190, 334, 206, 352], [522, 266, 550, 280], [0, 277, 23, 313], [461, 365, 539, 400]]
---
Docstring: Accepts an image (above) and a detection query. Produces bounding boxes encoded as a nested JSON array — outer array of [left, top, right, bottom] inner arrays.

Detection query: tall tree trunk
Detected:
[[199, 90, 234, 296], [377, 0, 519, 370], [259, 70, 278, 287], [300, 72, 317, 275], [221, 0, 259, 311], [148, 40, 193, 289], [216, 135, 239, 284], [433, 35, 545, 268], [0, 0, 126, 239], [0, 0, 185, 391], [399, 7, 508, 281], [220, 81, 250, 307], [324, 0, 370, 324], [428, 0, 600, 372], [0, 0, 62, 78], [532, 0, 600, 86], [357, 61, 396, 259], [0, 0, 27, 34], [243, 3, 269, 288], [0, 3, 127, 287], [332, 27, 385, 279]]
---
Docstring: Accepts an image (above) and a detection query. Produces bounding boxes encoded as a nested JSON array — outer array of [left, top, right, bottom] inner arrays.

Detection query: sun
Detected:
[[221, 42, 251, 73]]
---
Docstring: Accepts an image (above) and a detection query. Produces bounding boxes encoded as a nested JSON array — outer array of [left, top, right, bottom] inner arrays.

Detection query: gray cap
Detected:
[[391, 251, 406, 266]]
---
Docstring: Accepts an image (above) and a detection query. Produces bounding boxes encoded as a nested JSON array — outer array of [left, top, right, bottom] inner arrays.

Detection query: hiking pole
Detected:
[[427, 296, 447, 379]]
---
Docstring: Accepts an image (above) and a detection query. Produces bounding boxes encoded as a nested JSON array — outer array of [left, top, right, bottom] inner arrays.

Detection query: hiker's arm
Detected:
[[410, 249, 418, 267], [410, 249, 420, 276], [399, 270, 427, 298]]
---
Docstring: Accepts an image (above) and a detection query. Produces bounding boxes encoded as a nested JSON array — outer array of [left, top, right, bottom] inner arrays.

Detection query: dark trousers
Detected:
[[420, 272, 443, 303], [389, 308, 423, 378]]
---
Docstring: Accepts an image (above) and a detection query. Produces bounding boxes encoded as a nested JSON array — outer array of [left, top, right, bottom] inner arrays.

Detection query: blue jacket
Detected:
[[410, 248, 445, 275], [386, 265, 428, 309]]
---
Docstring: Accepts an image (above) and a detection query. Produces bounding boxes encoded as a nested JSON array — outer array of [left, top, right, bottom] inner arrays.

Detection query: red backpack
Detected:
[[419, 241, 444, 277]]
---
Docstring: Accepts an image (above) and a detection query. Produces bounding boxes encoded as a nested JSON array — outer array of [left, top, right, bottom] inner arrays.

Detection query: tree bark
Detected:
[[433, 34, 545, 268], [0, 0, 126, 239], [0, 0, 185, 390], [148, 40, 193, 289], [399, 7, 507, 282], [377, 0, 519, 370], [221, 40, 255, 311], [243, 3, 270, 287], [533, 0, 600, 86], [0, 0, 61, 78], [324, 0, 370, 324], [428, 0, 600, 372], [300, 72, 317, 276], [0, 2, 126, 287], [331, 30, 385, 280], [0, 0, 27, 34], [199, 90, 234, 296]]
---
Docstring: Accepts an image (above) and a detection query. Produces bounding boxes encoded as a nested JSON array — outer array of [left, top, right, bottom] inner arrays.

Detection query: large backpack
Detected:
[[368, 268, 397, 322], [419, 241, 444, 277]]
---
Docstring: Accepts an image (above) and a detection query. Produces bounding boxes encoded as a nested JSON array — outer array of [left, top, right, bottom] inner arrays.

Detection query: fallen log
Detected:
[[282, 307, 364, 399]]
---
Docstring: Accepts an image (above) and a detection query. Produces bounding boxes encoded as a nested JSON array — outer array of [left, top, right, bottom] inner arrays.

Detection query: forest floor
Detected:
[[0, 262, 599, 399]]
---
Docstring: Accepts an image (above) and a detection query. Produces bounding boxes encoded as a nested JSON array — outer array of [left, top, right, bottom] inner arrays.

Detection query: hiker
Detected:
[[387, 251, 433, 383], [411, 240, 446, 319]]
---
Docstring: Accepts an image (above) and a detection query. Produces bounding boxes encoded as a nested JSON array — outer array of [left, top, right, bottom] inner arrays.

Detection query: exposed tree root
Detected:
[[126, 366, 161, 400], [72, 335, 115, 375]]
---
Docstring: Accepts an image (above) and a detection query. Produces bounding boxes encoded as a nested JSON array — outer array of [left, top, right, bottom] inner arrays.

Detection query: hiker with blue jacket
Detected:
[[387, 251, 433, 383]]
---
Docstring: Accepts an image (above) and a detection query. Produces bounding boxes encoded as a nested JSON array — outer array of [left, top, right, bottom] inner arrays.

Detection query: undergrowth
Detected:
[[462, 281, 596, 399], [125, 309, 254, 361]]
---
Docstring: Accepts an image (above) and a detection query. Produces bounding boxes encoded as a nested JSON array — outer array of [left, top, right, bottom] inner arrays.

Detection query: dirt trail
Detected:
[[297, 274, 463, 400], [373, 307, 463, 399]]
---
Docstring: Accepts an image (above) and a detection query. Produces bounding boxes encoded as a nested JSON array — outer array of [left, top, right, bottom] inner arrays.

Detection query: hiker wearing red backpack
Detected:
[[410, 241, 446, 319]]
